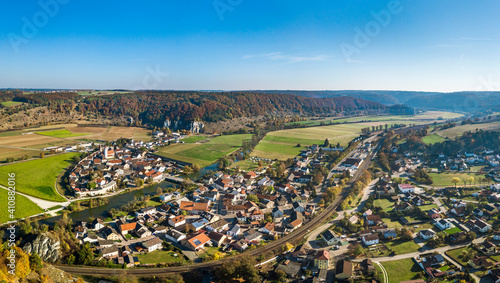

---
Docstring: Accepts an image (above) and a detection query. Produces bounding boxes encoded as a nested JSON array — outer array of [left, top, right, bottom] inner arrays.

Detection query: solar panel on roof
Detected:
[[194, 239, 201, 245]]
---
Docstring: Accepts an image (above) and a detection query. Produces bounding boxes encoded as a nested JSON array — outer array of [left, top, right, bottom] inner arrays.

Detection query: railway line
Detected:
[[58, 137, 381, 277]]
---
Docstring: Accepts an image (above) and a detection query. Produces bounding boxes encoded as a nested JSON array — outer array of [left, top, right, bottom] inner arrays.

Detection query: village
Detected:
[[66, 132, 377, 279]]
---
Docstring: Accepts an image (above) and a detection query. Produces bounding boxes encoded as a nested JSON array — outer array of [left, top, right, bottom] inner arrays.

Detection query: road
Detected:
[[0, 184, 70, 210], [303, 178, 377, 249], [375, 262, 388, 283]]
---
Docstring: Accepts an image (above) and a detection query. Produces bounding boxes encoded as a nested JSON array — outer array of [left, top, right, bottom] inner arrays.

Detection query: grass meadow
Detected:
[[36, 129, 91, 139], [428, 172, 483, 187], [0, 153, 79, 201], [421, 133, 446, 145], [0, 189, 43, 224], [157, 134, 252, 166], [382, 258, 423, 283]]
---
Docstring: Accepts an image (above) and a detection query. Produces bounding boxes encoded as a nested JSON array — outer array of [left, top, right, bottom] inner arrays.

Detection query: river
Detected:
[[40, 162, 219, 225]]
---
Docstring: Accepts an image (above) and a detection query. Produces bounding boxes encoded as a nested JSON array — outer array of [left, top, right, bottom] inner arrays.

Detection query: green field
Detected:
[[385, 240, 420, 254], [421, 134, 446, 145], [438, 122, 500, 138], [0, 153, 78, 201], [135, 250, 188, 264], [382, 258, 424, 283], [374, 199, 394, 212], [446, 247, 476, 265], [157, 134, 252, 167], [0, 189, 44, 224], [181, 135, 208, 143], [417, 204, 439, 211], [36, 129, 91, 139], [0, 101, 24, 107], [252, 123, 366, 160], [230, 159, 264, 171], [428, 172, 484, 187], [382, 218, 402, 229], [444, 227, 462, 235]]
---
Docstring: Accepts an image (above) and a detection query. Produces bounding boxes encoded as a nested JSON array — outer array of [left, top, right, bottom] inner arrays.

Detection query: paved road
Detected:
[[365, 238, 485, 283], [0, 184, 69, 210], [303, 178, 377, 250]]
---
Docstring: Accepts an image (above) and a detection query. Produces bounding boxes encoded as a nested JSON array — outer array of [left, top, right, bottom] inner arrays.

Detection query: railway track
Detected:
[[58, 138, 380, 277]]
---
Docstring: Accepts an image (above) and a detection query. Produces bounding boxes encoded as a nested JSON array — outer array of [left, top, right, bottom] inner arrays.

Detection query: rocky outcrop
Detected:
[[189, 121, 204, 133], [164, 118, 204, 133], [23, 233, 61, 263]]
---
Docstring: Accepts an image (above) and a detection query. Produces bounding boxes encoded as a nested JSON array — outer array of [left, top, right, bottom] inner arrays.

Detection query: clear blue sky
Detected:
[[1, 0, 499, 91]]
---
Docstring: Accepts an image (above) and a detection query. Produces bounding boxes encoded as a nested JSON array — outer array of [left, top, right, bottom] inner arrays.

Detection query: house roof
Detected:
[[335, 260, 353, 276], [180, 201, 209, 212], [187, 233, 211, 248], [143, 237, 162, 248], [363, 234, 379, 241], [322, 230, 338, 241], [289, 219, 302, 228], [119, 222, 137, 232], [170, 215, 185, 224], [166, 229, 185, 239], [207, 231, 226, 242], [315, 250, 329, 260]]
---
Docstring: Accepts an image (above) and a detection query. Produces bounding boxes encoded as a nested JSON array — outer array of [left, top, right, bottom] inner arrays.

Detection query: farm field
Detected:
[[0, 124, 154, 162], [0, 189, 43, 224], [0, 153, 79, 201], [36, 129, 91, 139], [437, 122, 500, 138], [252, 123, 364, 160], [252, 121, 416, 160], [287, 111, 462, 126], [428, 172, 484, 187], [157, 134, 252, 167], [381, 258, 423, 283], [421, 133, 446, 145], [0, 133, 61, 148]]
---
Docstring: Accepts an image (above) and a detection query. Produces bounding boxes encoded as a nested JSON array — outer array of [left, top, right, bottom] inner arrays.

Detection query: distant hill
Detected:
[[256, 90, 500, 112], [1, 90, 413, 128]]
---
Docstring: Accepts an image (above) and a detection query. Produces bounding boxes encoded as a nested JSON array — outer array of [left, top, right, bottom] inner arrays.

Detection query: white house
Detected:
[[362, 234, 379, 246], [434, 218, 453, 230], [398, 184, 415, 193], [227, 224, 241, 237], [165, 229, 186, 243], [292, 201, 305, 213], [474, 219, 492, 233], [419, 229, 436, 240], [168, 215, 186, 228], [160, 193, 174, 202], [322, 230, 342, 245], [142, 237, 163, 253]]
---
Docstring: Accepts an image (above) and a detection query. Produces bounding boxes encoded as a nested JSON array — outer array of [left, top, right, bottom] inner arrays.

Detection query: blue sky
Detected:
[[1, 0, 499, 91]]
